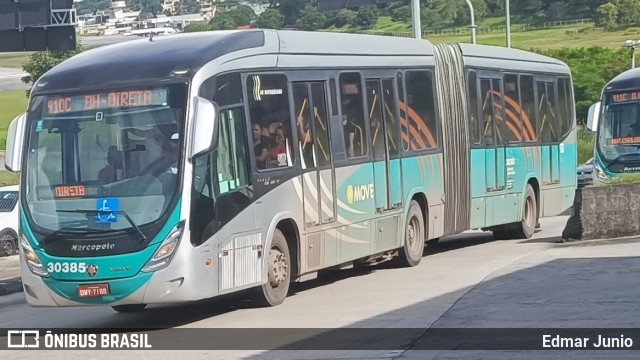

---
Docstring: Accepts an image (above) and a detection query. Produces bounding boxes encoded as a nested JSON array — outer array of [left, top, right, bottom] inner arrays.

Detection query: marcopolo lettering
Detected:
[[71, 243, 116, 251]]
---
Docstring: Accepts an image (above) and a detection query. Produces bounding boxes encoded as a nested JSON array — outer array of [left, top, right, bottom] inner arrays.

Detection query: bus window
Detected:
[[216, 108, 250, 195], [520, 75, 537, 142], [212, 72, 243, 106], [504, 74, 522, 143], [405, 70, 438, 150], [191, 107, 251, 245], [480, 79, 495, 146], [33, 130, 62, 187], [311, 82, 331, 167], [293, 83, 315, 168], [398, 72, 409, 150], [557, 77, 573, 138], [329, 78, 338, 117], [537, 81, 558, 144], [79, 121, 120, 182], [366, 79, 385, 161], [467, 71, 481, 145], [246, 74, 294, 170], [492, 79, 507, 145], [339, 72, 367, 158], [382, 79, 399, 158]]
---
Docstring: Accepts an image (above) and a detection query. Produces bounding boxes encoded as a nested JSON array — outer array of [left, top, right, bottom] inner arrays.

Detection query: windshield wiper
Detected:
[[56, 209, 147, 243], [43, 226, 106, 244]]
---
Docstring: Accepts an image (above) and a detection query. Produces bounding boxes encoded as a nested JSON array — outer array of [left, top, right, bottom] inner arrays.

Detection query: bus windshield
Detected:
[[24, 84, 186, 233], [597, 91, 640, 168]]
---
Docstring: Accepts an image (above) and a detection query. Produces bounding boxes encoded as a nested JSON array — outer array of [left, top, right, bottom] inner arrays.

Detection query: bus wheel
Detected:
[[111, 304, 147, 313], [514, 184, 538, 239], [258, 229, 291, 307], [396, 200, 425, 267]]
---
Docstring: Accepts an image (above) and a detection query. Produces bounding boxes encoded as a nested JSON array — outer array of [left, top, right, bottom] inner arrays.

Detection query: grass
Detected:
[[578, 129, 595, 165], [0, 52, 32, 69], [329, 16, 640, 50], [426, 26, 638, 50], [0, 172, 20, 186], [0, 90, 29, 151], [607, 173, 640, 184]]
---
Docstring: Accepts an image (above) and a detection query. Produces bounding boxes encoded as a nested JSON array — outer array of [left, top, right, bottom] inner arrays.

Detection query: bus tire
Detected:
[[111, 304, 147, 313], [514, 184, 537, 239], [257, 228, 291, 307], [396, 200, 425, 267]]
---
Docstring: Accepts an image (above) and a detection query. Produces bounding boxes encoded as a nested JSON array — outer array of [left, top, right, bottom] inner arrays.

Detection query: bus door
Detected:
[[536, 79, 560, 185], [480, 77, 507, 192], [365, 78, 402, 212], [293, 81, 336, 227]]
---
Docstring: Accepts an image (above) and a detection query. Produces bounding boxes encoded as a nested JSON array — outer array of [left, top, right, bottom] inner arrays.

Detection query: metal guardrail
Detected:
[[346, 18, 594, 38]]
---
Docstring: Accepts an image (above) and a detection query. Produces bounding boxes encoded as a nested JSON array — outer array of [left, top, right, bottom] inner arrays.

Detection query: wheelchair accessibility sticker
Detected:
[[96, 198, 119, 223]]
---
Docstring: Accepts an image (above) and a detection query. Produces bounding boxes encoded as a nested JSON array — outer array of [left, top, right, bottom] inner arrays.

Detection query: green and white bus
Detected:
[[587, 67, 640, 183], [5, 30, 577, 312]]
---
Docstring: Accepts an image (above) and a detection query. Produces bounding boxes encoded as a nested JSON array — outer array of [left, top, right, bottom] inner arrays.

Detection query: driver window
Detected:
[[216, 108, 249, 195]]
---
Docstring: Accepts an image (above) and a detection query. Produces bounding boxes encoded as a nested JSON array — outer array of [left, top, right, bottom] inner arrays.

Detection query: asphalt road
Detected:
[[0, 67, 29, 92], [2, 215, 638, 358]]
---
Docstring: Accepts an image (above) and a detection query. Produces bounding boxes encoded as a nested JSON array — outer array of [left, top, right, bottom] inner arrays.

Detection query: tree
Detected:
[[177, 0, 201, 15], [333, 9, 357, 28], [279, 0, 312, 26], [21, 45, 84, 97], [184, 23, 212, 32], [209, 12, 237, 30], [614, 0, 640, 26], [353, 5, 379, 29], [296, 6, 327, 31], [595, 3, 619, 30], [390, 5, 411, 23], [125, 0, 162, 19], [257, 9, 284, 29], [230, 5, 256, 26], [532, 47, 629, 123]]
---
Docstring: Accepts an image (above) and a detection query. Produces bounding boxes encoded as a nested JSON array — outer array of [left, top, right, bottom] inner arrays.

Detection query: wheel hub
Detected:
[[268, 248, 288, 287]]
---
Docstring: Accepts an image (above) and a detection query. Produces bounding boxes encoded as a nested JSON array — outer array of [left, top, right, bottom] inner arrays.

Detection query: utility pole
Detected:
[[464, 0, 477, 44], [411, 0, 421, 39], [625, 40, 640, 69], [506, 0, 511, 48]]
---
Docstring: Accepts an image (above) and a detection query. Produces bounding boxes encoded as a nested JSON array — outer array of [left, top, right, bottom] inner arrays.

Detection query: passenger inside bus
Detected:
[[626, 122, 640, 137], [269, 126, 288, 167], [97, 145, 123, 184], [125, 124, 179, 177], [252, 123, 270, 169], [341, 99, 358, 158]]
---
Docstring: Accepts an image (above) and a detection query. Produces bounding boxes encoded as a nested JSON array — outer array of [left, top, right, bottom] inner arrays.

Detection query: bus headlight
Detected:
[[594, 162, 608, 182], [20, 234, 49, 277], [142, 221, 184, 272]]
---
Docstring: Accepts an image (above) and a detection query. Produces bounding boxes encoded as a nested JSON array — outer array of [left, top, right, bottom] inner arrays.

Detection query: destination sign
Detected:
[[46, 88, 168, 115], [54, 185, 86, 198], [609, 91, 640, 104], [610, 136, 640, 145]]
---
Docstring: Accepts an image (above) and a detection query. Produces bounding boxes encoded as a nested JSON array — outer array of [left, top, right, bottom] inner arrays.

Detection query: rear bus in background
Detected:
[[4, 30, 576, 311], [587, 68, 640, 183]]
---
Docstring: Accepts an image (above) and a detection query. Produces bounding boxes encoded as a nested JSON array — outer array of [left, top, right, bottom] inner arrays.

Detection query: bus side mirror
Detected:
[[586, 101, 601, 132], [5, 112, 27, 172], [189, 96, 218, 160]]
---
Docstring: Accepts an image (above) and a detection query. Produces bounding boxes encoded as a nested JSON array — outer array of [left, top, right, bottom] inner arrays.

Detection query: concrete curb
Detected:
[[555, 235, 640, 247], [0, 277, 22, 296]]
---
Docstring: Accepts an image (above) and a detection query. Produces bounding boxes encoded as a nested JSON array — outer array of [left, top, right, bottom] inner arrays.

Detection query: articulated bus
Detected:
[[587, 68, 640, 183], [4, 30, 577, 312]]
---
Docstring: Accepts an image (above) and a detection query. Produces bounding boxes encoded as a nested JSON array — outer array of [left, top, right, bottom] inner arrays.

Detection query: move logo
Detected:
[[346, 184, 374, 204]]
